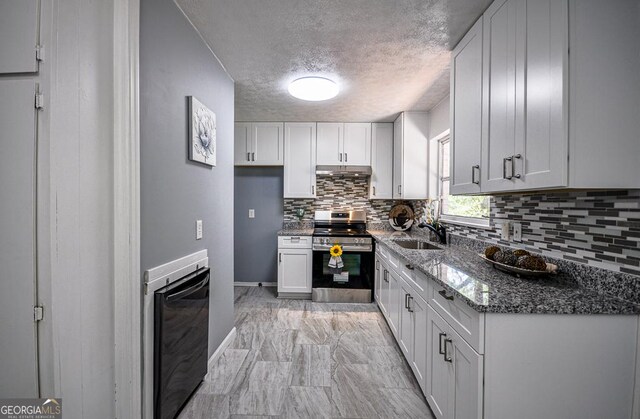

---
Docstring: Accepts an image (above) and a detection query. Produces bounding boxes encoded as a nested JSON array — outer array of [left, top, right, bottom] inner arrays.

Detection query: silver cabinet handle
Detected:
[[383, 270, 389, 283], [404, 293, 410, 309], [339, 153, 342, 162], [439, 332, 446, 355], [372, 186, 376, 196], [279, 253, 282, 263], [311, 185, 315, 195], [472, 165, 480, 185], [407, 295, 414, 312], [503, 156, 513, 180], [247, 152, 250, 161], [444, 338, 453, 362], [376, 260, 380, 270], [252, 152, 255, 161], [438, 289, 454, 301], [345, 153, 348, 162], [397, 185, 402, 195], [512, 154, 521, 179]]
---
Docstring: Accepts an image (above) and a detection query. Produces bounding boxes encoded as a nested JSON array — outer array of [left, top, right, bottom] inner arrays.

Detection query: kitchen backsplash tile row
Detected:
[[283, 175, 426, 224], [446, 190, 640, 276]]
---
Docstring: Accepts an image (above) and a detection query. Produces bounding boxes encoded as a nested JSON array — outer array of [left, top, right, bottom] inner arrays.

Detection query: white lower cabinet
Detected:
[[277, 237, 312, 296], [398, 278, 429, 392], [376, 241, 638, 419], [427, 305, 483, 419]]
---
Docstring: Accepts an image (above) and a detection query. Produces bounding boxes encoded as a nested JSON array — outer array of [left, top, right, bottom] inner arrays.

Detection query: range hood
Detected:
[[315, 165, 372, 176]]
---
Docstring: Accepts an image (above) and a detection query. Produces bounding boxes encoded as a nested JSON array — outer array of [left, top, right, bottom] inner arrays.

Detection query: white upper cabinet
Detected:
[[316, 123, 343, 165], [284, 123, 316, 198], [393, 112, 429, 200], [451, 0, 639, 194], [481, 0, 568, 193], [342, 123, 371, 165], [370, 123, 394, 199], [450, 18, 483, 195], [0, 1, 39, 74], [234, 122, 284, 166], [316, 122, 371, 166]]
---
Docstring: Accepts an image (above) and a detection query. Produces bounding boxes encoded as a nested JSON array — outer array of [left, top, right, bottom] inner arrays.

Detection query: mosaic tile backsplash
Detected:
[[285, 177, 640, 277], [283, 175, 426, 224], [447, 190, 640, 276]]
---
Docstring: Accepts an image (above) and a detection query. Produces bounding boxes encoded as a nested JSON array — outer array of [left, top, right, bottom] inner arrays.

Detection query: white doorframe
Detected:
[[113, 0, 141, 417]]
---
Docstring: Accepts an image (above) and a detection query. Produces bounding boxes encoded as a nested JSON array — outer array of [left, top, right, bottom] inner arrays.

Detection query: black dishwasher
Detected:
[[154, 267, 210, 419]]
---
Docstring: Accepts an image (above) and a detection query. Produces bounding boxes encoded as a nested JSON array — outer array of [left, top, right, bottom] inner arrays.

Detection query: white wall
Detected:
[[427, 95, 450, 199], [39, 0, 116, 416], [428, 95, 450, 140]]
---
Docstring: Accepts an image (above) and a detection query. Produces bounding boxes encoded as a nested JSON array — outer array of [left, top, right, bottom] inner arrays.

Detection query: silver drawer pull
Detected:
[[405, 293, 410, 309], [472, 165, 480, 185], [439, 332, 446, 355], [512, 154, 521, 179], [444, 338, 453, 363], [405, 264, 414, 271], [407, 295, 414, 312], [438, 289, 454, 301]]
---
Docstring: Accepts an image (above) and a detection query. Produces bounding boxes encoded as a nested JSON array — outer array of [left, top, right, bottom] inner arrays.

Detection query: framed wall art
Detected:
[[189, 96, 216, 166]]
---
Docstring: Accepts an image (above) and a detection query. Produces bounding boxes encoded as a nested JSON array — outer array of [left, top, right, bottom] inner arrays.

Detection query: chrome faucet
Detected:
[[417, 222, 447, 245]]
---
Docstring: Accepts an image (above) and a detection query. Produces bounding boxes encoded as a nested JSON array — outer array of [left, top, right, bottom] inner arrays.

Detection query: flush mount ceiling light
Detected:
[[288, 77, 339, 101]]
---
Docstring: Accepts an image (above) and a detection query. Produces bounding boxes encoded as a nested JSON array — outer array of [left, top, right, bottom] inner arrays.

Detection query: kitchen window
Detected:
[[438, 137, 490, 227]]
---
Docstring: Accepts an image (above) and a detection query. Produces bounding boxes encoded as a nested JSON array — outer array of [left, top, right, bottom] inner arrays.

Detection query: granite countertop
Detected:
[[368, 229, 640, 315], [277, 228, 314, 236]]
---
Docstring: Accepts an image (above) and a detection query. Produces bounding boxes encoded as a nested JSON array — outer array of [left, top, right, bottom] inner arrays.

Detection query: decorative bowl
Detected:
[[478, 253, 558, 278]]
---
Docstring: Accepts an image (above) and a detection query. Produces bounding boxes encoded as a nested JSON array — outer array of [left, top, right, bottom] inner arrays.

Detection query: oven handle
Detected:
[[313, 246, 372, 252], [166, 276, 209, 301]]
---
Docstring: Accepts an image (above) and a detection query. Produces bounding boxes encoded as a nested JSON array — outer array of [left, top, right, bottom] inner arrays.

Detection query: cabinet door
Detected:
[[515, 0, 567, 189], [451, 18, 483, 195], [234, 123, 251, 165], [316, 122, 343, 165], [0, 80, 38, 397], [451, 333, 483, 419], [398, 280, 413, 359], [284, 123, 316, 198], [277, 248, 312, 294], [392, 114, 403, 199], [0, 1, 39, 74], [374, 257, 382, 307], [401, 112, 429, 199], [370, 123, 393, 199], [252, 123, 284, 165], [342, 123, 371, 166], [378, 265, 390, 317], [426, 306, 453, 419], [412, 293, 428, 392], [386, 269, 400, 337], [481, 0, 517, 192]]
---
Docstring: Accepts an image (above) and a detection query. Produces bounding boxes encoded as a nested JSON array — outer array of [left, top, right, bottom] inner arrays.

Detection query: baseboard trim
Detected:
[[207, 327, 237, 371], [233, 281, 277, 287]]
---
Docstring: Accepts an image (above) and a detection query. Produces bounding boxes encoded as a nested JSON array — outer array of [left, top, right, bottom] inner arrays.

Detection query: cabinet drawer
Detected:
[[401, 266, 430, 304], [278, 236, 312, 249], [430, 284, 484, 353]]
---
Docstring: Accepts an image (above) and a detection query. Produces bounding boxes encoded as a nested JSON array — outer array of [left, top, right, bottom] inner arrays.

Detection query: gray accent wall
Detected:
[[234, 167, 284, 283], [140, 0, 234, 356]]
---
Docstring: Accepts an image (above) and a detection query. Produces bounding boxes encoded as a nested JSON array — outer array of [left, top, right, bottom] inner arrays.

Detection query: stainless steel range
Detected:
[[312, 210, 374, 303]]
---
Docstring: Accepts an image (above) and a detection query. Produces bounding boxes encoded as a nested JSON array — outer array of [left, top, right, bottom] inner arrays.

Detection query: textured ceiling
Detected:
[[175, 0, 492, 122]]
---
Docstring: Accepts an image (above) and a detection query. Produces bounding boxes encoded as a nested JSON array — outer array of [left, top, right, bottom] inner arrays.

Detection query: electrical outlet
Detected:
[[513, 223, 522, 242], [196, 220, 203, 240], [249, 209, 255, 219], [501, 221, 511, 241]]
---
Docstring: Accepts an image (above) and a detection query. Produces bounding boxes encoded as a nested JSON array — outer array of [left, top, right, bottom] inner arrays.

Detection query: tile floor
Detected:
[[178, 286, 435, 418]]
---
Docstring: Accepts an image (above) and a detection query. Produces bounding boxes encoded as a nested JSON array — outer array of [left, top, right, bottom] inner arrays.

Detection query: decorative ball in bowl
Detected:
[[480, 246, 558, 278]]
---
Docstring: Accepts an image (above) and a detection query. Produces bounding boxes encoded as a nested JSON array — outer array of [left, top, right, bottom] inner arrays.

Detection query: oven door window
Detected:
[[312, 250, 373, 290]]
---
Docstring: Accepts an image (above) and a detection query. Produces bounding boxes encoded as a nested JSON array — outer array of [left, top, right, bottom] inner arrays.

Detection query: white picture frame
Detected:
[[189, 96, 216, 166]]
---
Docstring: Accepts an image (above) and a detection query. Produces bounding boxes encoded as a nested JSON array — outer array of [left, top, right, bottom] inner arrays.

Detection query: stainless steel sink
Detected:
[[393, 240, 442, 250]]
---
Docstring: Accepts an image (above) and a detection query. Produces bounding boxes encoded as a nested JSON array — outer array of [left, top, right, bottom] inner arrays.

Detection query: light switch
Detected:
[[249, 209, 255, 219], [501, 221, 511, 241], [513, 223, 522, 242], [196, 220, 203, 240]]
